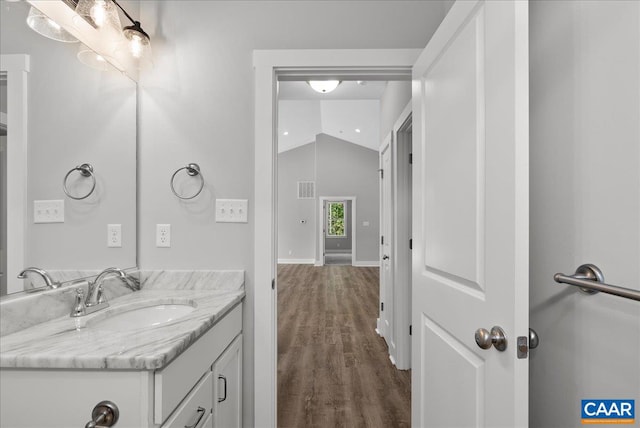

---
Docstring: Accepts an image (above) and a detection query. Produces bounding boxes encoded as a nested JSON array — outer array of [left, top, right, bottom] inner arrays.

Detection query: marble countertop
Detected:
[[0, 288, 244, 370]]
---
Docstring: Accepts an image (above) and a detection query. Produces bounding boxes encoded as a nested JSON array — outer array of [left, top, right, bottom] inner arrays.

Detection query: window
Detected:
[[326, 201, 346, 237]]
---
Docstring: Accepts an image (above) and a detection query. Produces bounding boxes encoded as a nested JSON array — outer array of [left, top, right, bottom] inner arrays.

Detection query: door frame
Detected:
[[318, 196, 356, 266], [1, 54, 29, 294], [378, 135, 393, 344], [391, 101, 413, 370], [253, 49, 420, 426]]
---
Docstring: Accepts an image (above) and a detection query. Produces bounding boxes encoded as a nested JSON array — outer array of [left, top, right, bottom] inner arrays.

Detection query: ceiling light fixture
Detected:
[[355, 129, 361, 133], [283, 131, 289, 136], [26, 6, 79, 43], [308, 80, 340, 94]]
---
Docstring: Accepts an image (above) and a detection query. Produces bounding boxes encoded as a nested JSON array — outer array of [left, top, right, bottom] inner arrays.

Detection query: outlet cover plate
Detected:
[[107, 224, 122, 247], [156, 224, 171, 247], [215, 199, 248, 223], [34, 200, 64, 223]]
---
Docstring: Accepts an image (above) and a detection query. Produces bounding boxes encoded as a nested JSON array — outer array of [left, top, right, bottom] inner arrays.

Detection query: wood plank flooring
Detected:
[[277, 264, 411, 428]]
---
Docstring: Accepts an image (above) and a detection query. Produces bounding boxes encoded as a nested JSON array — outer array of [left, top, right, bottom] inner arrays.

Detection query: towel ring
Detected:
[[63, 163, 96, 200], [170, 163, 204, 199]]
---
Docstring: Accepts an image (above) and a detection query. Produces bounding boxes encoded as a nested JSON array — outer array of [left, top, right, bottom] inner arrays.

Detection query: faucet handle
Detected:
[[95, 284, 108, 305], [71, 288, 86, 317]]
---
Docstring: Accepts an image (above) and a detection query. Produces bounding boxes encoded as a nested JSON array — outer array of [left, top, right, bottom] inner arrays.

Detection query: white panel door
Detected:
[[379, 136, 395, 358], [411, 1, 529, 427]]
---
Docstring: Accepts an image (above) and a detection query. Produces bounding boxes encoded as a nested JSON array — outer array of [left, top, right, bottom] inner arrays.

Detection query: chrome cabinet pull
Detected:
[[184, 406, 206, 428], [218, 375, 228, 403], [85, 401, 119, 428]]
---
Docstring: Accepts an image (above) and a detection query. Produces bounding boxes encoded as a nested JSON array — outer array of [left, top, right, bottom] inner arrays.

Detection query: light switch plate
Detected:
[[216, 199, 248, 223], [34, 200, 64, 223]]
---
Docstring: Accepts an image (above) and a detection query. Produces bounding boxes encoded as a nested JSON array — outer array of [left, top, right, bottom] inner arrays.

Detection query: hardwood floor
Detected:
[[277, 264, 411, 428]]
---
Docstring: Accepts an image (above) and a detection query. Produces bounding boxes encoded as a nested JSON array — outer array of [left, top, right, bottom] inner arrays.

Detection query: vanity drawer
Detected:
[[154, 303, 242, 424], [162, 371, 212, 428]]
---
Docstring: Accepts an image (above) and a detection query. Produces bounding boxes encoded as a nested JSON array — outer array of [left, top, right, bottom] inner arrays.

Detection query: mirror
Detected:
[[0, 1, 137, 296]]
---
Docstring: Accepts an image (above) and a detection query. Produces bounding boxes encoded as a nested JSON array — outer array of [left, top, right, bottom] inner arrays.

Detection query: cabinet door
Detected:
[[212, 334, 242, 428]]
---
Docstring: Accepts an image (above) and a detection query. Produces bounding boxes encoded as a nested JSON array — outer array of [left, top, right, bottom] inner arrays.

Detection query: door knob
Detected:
[[475, 326, 507, 351], [382, 255, 389, 260], [529, 328, 539, 349]]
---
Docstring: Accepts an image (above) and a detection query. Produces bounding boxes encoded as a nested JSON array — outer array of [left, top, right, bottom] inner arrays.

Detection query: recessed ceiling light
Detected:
[[283, 131, 289, 136], [355, 128, 361, 133], [308, 80, 341, 94]]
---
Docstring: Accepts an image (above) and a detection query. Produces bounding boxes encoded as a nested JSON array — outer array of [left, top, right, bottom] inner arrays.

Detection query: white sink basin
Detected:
[[88, 304, 196, 331]]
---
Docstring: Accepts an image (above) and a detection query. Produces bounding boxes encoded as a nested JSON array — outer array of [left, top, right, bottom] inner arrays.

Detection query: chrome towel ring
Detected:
[[63, 163, 96, 200], [170, 163, 204, 199]]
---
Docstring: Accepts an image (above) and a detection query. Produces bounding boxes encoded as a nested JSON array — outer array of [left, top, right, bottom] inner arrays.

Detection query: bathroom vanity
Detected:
[[0, 273, 244, 428]]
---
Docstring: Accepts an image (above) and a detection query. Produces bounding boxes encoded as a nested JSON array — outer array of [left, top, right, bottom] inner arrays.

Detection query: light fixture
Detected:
[[73, 0, 122, 37], [26, 7, 79, 43], [308, 80, 340, 94], [283, 131, 289, 136], [355, 129, 361, 133], [112, 0, 153, 70], [77, 43, 119, 72]]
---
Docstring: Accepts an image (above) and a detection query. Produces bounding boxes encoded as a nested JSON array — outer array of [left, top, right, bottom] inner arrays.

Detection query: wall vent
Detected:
[[297, 181, 315, 199]]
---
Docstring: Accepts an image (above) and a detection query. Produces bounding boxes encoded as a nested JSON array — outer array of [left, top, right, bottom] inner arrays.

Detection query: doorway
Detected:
[[275, 72, 414, 425], [319, 197, 356, 266], [254, 49, 420, 425]]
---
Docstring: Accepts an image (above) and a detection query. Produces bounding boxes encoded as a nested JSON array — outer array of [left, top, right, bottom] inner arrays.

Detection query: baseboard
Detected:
[[277, 259, 315, 265], [353, 260, 380, 267]]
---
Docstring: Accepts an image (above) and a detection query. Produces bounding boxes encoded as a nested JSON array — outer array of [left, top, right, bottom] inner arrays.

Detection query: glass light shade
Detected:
[[73, 0, 121, 36], [77, 43, 117, 72], [118, 24, 153, 70], [26, 7, 79, 43], [308, 80, 341, 93]]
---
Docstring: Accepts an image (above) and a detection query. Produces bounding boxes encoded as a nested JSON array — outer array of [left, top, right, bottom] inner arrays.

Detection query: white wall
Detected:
[[138, 2, 448, 425], [316, 133, 379, 263], [277, 142, 316, 262], [380, 81, 411, 141], [529, 1, 640, 426], [278, 137, 375, 263]]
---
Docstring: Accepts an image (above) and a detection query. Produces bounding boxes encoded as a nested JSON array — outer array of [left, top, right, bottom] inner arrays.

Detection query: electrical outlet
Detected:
[[107, 224, 122, 248], [34, 200, 64, 223], [156, 224, 171, 248], [215, 199, 248, 223]]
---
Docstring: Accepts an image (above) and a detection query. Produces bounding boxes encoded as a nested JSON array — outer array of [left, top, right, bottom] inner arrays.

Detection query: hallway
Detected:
[[277, 264, 411, 427]]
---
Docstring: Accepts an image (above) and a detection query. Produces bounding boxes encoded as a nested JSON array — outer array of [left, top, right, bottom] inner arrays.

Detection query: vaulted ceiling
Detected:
[[277, 81, 386, 153]]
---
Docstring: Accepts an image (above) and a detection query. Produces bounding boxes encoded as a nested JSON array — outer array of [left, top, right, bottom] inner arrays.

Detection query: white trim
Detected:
[[276, 259, 315, 265], [253, 49, 420, 427], [1, 54, 30, 295], [391, 102, 413, 370], [324, 249, 351, 254], [352, 260, 380, 267], [318, 196, 356, 266]]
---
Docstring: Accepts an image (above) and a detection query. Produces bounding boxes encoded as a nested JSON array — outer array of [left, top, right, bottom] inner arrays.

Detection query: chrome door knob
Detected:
[[475, 326, 507, 351]]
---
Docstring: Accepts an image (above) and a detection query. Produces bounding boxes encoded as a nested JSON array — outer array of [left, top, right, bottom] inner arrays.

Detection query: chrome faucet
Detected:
[[17, 267, 60, 292], [72, 267, 140, 317]]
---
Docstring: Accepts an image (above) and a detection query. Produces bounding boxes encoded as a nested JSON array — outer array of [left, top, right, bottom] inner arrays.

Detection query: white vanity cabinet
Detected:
[[213, 334, 243, 427], [0, 303, 242, 428]]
